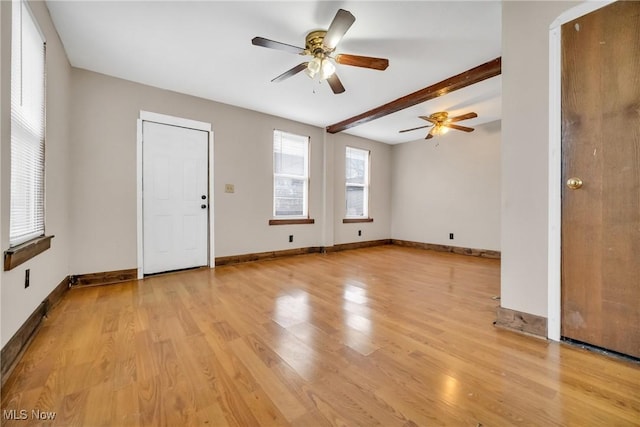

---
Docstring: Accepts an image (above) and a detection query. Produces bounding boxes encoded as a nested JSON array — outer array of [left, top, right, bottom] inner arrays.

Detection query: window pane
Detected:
[[346, 186, 364, 217], [346, 146, 367, 185], [273, 130, 309, 217], [274, 131, 308, 176], [274, 143, 305, 176], [10, 0, 46, 246], [345, 147, 369, 218], [274, 177, 305, 216]]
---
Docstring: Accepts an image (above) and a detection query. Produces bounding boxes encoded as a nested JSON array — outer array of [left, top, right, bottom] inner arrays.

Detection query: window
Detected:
[[345, 147, 369, 219], [273, 130, 309, 218], [10, 0, 46, 246]]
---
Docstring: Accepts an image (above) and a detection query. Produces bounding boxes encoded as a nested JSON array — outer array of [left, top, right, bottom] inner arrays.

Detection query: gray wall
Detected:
[[69, 69, 393, 274], [501, 1, 579, 318], [1, 0, 72, 346], [391, 121, 501, 251]]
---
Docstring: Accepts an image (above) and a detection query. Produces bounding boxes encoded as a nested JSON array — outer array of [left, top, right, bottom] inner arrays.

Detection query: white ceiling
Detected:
[[46, 1, 502, 144]]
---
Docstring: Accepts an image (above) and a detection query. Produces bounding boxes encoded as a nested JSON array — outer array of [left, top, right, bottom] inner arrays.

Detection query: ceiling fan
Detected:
[[399, 111, 478, 139], [251, 9, 389, 94]]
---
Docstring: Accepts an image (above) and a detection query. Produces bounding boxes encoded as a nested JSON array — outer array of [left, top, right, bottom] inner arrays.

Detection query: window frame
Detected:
[[4, 0, 51, 271], [272, 129, 311, 221], [344, 146, 371, 220]]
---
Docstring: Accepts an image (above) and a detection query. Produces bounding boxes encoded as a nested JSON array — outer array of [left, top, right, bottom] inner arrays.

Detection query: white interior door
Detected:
[[143, 121, 209, 274]]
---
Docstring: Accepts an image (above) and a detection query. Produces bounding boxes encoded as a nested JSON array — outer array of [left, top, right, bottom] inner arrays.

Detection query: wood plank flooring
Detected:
[[2, 246, 639, 426]]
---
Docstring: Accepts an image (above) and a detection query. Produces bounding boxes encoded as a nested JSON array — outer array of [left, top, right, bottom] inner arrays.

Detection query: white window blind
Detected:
[[345, 147, 369, 218], [10, 0, 46, 246], [273, 130, 309, 218]]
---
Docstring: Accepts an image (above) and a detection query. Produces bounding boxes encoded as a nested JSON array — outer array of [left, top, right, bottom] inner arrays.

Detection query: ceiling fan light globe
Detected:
[[307, 57, 322, 77], [432, 124, 448, 136], [320, 59, 336, 80]]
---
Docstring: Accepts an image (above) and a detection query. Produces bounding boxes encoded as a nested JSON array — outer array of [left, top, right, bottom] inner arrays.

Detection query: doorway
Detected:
[[551, 1, 639, 358], [137, 112, 214, 276]]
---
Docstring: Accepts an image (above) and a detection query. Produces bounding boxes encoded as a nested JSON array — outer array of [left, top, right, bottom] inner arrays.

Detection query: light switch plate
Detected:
[[224, 183, 235, 193]]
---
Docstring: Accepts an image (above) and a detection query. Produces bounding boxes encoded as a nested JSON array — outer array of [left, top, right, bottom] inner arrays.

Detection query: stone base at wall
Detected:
[[494, 306, 547, 338]]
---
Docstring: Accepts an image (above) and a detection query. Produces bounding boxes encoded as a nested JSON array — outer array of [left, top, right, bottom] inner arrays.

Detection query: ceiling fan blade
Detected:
[[419, 116, 438, 124], [327, 73, 346, 94], [252, 37, 305, 55], [449, 112, 478, 123], [399, 124, 432, 133], [271, 63, 308, 83], [324, 9, 356, 49], [445, 123, 475, 132], [335, 54, 389, 71]]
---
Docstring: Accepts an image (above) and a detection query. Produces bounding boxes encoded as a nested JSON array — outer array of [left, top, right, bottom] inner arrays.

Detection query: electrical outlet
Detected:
[[224, 183, 235, 193], [449, 233, 454, 240], [289, 235, 293, 243], [25, 269, 30, 288]]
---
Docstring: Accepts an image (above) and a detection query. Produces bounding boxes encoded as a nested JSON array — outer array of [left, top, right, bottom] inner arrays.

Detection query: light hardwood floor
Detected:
[[2, 246, 639, 426]]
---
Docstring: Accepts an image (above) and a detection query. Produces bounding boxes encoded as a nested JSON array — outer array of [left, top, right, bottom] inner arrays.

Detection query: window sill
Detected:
[[269, 218, 315, 226], [343, 218, 374, 224], [4, 235, 54, 271]]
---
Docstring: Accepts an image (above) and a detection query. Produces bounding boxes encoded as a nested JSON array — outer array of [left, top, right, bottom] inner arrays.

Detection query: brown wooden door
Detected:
[[561, 1, 640, 358]]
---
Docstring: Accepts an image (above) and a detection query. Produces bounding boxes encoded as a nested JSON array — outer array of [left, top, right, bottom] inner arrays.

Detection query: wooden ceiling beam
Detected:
[[326, 57, 502, 134]]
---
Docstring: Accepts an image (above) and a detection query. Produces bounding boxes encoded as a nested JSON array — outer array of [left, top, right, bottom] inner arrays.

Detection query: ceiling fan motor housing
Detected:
[[305, 31, 331, 57], [430, 112, 449, 123]]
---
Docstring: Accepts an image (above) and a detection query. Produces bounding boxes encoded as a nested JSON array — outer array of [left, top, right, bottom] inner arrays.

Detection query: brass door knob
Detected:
[[566, 177, 583, 190]]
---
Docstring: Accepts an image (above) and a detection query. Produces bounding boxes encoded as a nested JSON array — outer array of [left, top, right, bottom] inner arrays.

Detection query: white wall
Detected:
[[330, 133, 392, 245], [391, 121, 501, 251], [1, 1, 71, 346], [501, 1, 579, 318]]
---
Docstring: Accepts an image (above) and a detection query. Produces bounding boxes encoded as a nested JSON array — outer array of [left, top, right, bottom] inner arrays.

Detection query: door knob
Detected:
[[566, 177, 583, 190]]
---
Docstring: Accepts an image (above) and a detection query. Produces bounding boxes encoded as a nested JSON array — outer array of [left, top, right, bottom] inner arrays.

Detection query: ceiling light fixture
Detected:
[[305, 56, 336, 81], [320, 58, 335, 79], [432, 124, 450, 136], [305, 57, 321, 78], [399, 111, 477, 140]]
